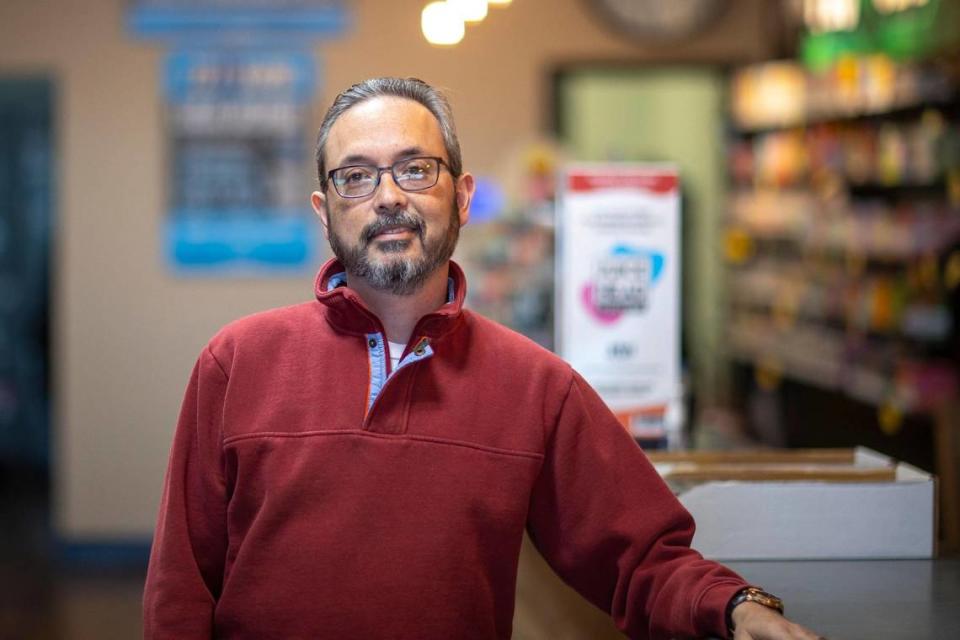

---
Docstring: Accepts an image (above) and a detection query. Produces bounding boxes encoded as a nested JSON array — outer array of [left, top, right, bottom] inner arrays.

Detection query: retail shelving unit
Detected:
[[724, 56, 960, 550]]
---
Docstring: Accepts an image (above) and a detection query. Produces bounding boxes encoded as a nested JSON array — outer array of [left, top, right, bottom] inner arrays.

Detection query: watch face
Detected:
[[588, 0, 729, 41]]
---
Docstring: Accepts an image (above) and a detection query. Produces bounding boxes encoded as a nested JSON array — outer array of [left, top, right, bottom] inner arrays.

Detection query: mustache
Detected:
[[361, 212, 425, 245]]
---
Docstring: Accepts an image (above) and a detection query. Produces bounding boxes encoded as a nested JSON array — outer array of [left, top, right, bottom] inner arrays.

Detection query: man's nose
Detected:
[[373, 170, 408, 214]]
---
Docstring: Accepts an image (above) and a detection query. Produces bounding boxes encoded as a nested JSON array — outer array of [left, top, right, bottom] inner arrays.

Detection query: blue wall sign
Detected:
[[128, 0, 349, 43], [127, 1, 350, 275], [163, 49, 318, 273]]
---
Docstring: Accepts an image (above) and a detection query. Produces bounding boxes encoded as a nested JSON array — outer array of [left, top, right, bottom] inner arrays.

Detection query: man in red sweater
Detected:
[[143, 77, 823, 640]]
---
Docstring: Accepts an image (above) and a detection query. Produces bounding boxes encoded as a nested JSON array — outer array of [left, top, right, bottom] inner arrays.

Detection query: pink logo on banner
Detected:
[[581, 283, 624, 324]]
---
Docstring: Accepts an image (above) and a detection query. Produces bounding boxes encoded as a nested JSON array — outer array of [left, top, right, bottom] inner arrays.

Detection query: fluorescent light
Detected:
[[873, 0, 929, 13], [803, 0, 860, 33]]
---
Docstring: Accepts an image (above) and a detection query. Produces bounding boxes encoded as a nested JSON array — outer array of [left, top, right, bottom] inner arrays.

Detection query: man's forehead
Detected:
[[326, 96, 445, 164]]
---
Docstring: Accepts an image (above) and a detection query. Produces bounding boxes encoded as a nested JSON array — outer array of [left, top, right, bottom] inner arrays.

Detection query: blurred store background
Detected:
[[1, 0, 958, 638]]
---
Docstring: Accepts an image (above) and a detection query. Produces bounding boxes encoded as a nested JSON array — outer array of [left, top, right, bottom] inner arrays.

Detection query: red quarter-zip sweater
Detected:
[[143, 259, 747, 639]]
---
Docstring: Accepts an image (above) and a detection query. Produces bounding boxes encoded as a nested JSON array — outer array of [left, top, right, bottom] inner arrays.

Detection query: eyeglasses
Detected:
[[326, 156, 450, 198]]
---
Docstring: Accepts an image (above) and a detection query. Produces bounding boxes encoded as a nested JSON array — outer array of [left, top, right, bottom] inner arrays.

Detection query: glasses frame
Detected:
[[326, 156, 450, 199]]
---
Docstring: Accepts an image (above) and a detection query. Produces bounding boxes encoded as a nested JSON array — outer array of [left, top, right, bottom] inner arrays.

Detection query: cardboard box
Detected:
[[649, 448, 935, 560]]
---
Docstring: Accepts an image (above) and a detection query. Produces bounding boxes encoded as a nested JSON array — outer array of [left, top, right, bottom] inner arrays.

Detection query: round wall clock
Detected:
[[587, 0, 730, 42]]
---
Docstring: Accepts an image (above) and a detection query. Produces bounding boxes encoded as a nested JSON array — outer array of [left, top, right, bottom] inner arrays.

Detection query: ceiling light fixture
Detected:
[[448, 0, 489, 23], [422, 1, 465, 45]]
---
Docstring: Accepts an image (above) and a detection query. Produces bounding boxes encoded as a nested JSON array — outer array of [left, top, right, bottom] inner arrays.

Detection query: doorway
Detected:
[[552, 66, 727, 418], [0, 77, 54, 472]]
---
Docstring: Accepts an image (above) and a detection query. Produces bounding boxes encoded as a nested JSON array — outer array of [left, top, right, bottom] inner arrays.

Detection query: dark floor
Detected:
[[0, 466, 144, 640]]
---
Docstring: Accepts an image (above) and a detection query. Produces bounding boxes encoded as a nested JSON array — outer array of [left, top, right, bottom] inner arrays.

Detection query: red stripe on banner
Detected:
[[567, 172, 678, 194]]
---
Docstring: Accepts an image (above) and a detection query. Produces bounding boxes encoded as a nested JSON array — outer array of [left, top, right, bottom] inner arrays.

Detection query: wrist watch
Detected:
[[725, 586, 784, 636]]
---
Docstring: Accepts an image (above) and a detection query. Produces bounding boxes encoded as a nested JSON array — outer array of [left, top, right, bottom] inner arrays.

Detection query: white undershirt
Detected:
[[387, 341, 406, 373]]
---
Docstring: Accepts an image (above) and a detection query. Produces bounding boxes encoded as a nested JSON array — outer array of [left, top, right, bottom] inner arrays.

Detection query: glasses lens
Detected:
[[333, 166, 377, 197], [394, 157, 438, 191], [330, 158, 442, 197]]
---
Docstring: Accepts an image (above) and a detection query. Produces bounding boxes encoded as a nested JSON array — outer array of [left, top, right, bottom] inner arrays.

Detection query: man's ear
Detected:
[[311, 190, 330, 239], [455, 173, 475, 227]]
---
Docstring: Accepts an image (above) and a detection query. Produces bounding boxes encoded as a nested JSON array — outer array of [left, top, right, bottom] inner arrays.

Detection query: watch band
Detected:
[[725, 586, 785, 636]]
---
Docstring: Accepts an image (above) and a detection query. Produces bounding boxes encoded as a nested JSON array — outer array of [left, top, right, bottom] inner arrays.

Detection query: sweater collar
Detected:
[[314, 258, 467, 339]]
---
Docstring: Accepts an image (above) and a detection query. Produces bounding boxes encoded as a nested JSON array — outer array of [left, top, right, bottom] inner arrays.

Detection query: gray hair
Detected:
[[315, 77, 463, 188]]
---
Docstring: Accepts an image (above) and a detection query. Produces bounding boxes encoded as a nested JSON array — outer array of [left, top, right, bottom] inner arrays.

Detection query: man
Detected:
[[144, 77, 823, 640]]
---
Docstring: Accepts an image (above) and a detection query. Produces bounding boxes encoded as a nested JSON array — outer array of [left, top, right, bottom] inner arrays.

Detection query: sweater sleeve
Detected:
[[143, 346, 229, 639], [526, 372, 747, 640]]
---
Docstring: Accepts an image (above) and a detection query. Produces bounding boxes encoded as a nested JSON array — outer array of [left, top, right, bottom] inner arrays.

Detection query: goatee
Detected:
[[327, 202, 460, 296]]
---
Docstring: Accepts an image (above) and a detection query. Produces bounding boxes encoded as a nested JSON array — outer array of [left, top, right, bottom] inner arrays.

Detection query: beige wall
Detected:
[[320, 0, 776, 176], [0, 0, 776, 539]]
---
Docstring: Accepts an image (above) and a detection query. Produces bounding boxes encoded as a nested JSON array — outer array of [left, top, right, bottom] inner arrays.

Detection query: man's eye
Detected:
[[343, 170, 372, 183], [399, 161, 431, 178]]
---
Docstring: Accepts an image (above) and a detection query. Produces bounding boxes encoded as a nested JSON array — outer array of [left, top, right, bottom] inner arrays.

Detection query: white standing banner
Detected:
[[557, 165, 681, 442]]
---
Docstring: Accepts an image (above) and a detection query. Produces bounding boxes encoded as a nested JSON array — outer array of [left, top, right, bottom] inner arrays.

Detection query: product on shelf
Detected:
[[725, 54, 960, 430]]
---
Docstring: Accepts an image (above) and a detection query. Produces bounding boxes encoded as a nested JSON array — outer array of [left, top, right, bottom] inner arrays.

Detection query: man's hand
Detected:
[[730, 602, 826, 639]]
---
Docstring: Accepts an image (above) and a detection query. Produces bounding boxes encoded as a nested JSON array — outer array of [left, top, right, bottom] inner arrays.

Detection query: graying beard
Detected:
[[361, 255, 433, 296], [333, 234, 450, 296], [327, 203, 459, 296]]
